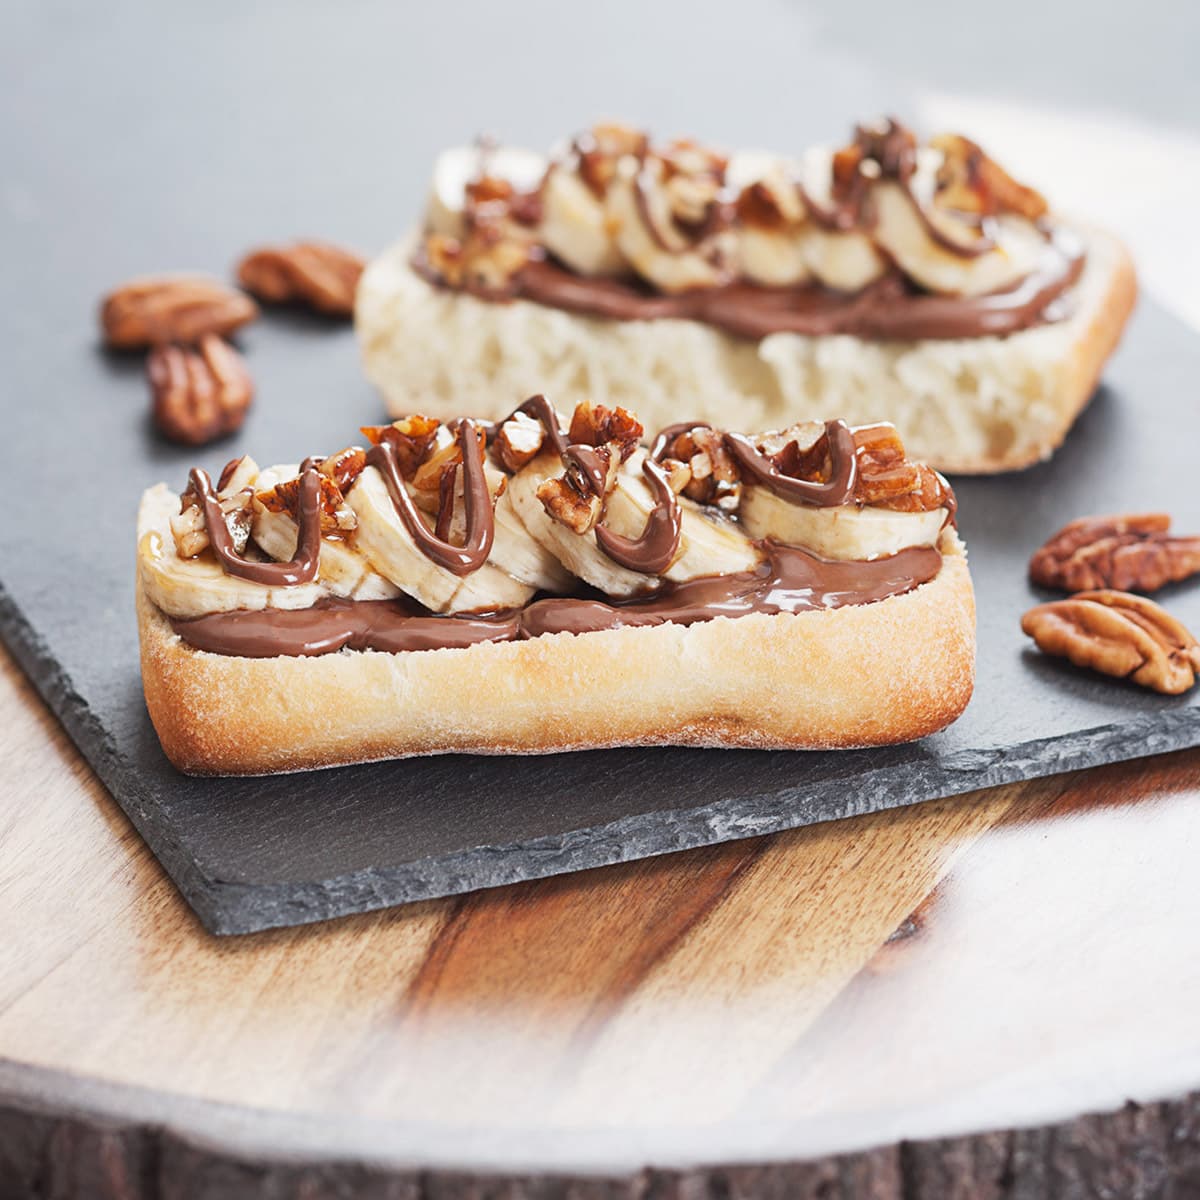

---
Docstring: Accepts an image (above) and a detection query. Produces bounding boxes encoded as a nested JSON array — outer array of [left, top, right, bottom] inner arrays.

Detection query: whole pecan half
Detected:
[[236, 241, 365, 317], [101, 275, 258, 349], [147, 334, 254, 445], [1022, 589, 1200, 695], [1029, 513, 1200, 593]]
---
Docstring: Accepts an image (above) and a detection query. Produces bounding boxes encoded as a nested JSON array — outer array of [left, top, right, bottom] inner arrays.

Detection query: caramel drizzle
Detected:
[[365, 418, 495, 576], [191, 465, 323, 586], [723, 419, 859, 508]]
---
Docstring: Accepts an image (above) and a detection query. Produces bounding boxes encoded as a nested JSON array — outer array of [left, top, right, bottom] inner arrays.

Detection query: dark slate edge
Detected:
[[197, 712, 1200, 935], [2, 1058, 1199, 1198], [4, 578, 1200, 937]]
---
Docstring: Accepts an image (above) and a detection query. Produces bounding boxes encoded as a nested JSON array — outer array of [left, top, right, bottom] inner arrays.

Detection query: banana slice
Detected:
[[797, 147, 887, 292], [871, 180, 1044, 298], [606, 160, 730, 294], [410, 449, 572, 593], [494, 486, 575, 591], [252, 465, 401, 601], [139, 484, 327, 620], [506, 452, 651, 597], [538, 165, 628, 277], [347, 465, 534, 614], [602, 450, 761, 583], [727, 154, 811, 288], [425, 145, 546, 240], [507, 450, 760, 598], [739, 485, 948, 560]]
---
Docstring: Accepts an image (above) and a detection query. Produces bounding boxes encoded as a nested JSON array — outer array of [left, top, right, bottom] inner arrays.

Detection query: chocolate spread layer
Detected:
[[171, 541, 943, 658], [415, 225, 1083, 341]]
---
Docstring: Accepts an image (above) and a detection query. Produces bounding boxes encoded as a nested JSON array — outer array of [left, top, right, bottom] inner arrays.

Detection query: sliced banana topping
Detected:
[[872, 179, 1044, 298], [425, 144, 545, 241], [140, 484, 328, 620], [729, 158, 810, 288], [539, 165, 627, 278], [796, 147, 887, 292], [252, 465, 401, 601], [143, 402, 954, 634], [416, 120, 1060, 307], [347, 465, 534, 615], [739, 487, 946, 560], [506, 451, 655, 598], [601, 449, 760, 583], [606, 150, 732, 294]]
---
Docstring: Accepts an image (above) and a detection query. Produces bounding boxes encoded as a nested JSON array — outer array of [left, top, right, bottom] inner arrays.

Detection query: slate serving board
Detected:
[[4, 3, 1198, 936], [3, 299, 1199, 934]]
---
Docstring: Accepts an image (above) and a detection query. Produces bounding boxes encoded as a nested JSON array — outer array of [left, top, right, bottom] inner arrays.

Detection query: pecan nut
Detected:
[[1022, 589, 1200, 695], [1029, 513, 1200, 593], [101, 275, 258, 348], [492, 412, 546, 473], [148, 334, 254, 445], [236, 241, 366, 318]]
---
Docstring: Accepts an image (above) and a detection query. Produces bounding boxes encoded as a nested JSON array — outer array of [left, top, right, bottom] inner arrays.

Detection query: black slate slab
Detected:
[[3, 2, 1198, 935]]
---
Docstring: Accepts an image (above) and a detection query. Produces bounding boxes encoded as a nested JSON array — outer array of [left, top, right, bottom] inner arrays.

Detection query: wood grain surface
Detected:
[[3, 637, 1200, 1196]]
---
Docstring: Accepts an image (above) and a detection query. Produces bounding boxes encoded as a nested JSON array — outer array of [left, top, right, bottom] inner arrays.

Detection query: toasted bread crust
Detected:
[[137, 532, 974, 776], [357, 227, 1136, 476]]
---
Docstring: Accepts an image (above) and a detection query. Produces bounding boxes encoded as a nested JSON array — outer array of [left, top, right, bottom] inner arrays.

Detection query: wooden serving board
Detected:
[[2, 1, 1198, 936], [3, 293, 1199, 935]]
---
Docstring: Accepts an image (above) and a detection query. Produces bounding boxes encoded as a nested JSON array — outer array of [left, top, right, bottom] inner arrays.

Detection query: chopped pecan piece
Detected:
[[537, 476, 600, 534], [660, 425, 742, 509], [493, 412, 545, 473], [734, 171, 804, 231], [854, 118, 918, 182], [422, 226, 530, 297], [749, 420, 951, 515], [931, 133, 1048, 221], [173, 463, 256, 559], [567, 401, 643, 458], [148, 334, 254, 445], [411, 423, 487, 494], [1029, 513, 1200, 594], [537, 441, 621, 535], [101, 275, 258, 349], [361, 415, 441, 478], [237, 241, 365, 318], [318, 446, 367, 493], [1022, 590, 1200, 695], [574, 123, 649, 197], [256, 472, 356, 534]]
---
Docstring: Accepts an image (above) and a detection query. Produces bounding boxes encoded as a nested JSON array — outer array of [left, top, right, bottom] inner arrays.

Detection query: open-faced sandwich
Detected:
[[357, 118, 1135, 474], [137, 398, 975, 774]]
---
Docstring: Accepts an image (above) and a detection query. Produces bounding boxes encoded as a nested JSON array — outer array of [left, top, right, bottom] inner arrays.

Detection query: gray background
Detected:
[[2, 1, 1199, 935]]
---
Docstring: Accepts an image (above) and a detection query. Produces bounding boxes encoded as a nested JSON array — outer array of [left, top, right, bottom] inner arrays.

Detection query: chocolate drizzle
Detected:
[[500, 225, 1084, 342], [594, 458, 683, 574], [191, 466, 322, 586], [365, 419, 494, 576], [173, 541, 943, 658], [725, 419, 858, 507], [562, 444, 612, 497], [509, 393, 568, 455]]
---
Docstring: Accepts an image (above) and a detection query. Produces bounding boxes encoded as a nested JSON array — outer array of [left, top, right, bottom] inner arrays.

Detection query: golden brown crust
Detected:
[[137, 532, 975, 776]]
